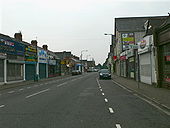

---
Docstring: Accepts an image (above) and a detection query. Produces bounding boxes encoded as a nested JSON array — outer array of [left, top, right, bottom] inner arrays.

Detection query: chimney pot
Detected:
[[31, 40, 38, 46], [42, 45, 48, 50], [14, 32, 22, 41]]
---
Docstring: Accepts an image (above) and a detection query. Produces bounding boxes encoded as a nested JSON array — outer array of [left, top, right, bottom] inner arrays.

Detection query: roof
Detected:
[[115, 16, 168, 32]]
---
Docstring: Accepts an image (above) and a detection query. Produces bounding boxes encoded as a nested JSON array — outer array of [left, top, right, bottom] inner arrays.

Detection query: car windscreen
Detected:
[[100, 69, 109, 73]]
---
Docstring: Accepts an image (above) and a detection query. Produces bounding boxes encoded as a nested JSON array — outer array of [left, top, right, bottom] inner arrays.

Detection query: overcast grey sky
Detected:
[[0, 0, 170, 64]]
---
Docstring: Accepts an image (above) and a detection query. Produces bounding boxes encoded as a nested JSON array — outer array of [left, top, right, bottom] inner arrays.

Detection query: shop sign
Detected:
[[138, 36, 151, 54], [120, 56, 126, 60], [0, 38, 25, 56], [38, 49, 47, 64], [165, 56, 170, 61], [113, 56, 117, 61], [126, 49, 134, 58], [121, 33, 135, 51], [25, 45, 37, 62], [60, 60, 65, 64], [165, 78, 170, 82], [48, 59, 56, 65]]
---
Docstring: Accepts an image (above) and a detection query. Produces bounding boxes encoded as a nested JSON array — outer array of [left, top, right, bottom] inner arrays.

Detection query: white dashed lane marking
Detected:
[[26, 88, 50, 98], [57, 82, 67, 87], [0, 105, 5, 108], [116, 124, 121, 128], [104, 98, 108, 103], [102, 93, 105, 96], [108, 107, 114, 113], [8, 91, 15, 94], [19, 88, 24, 91]]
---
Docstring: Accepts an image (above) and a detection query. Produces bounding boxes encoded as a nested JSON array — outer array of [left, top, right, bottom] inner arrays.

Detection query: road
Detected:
[[0, 73, 169, 128]]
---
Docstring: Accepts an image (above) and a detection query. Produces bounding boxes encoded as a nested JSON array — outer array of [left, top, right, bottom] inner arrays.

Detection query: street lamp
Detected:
[[86, 54, 91, 61], [80, 50, 88, 74]]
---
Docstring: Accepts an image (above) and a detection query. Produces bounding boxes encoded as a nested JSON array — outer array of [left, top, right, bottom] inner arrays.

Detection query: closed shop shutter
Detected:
[[0, 59, 4, 82], [25, 64, 36, 80], [139, 53, 151, 84], [7, 63, 23, 81], [39, 64, 46, 79]]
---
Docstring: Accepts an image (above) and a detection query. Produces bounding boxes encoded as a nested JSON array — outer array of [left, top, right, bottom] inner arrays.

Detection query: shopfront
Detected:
[[0, 37, 25, 83], [127, 49, 135, 79], [120, 51, 127, 77], [25, 45, 37, 80], [48, 59, 56, 77], [38, 48, 48, 79], [156, 19, 170, 88], [0, 53, 6, 83]]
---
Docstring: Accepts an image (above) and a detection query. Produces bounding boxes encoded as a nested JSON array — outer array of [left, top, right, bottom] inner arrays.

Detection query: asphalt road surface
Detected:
[[0, 73, 169, 128]]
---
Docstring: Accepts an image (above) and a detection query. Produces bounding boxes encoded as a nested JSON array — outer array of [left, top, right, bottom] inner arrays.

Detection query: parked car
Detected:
[[72, 70, 81, 75], [99, 69, 111, 79]]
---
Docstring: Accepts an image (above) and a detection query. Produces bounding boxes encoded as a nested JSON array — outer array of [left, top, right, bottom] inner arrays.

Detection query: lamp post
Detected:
[[80, 50, 88, 74], [86, 54, 91, 61]]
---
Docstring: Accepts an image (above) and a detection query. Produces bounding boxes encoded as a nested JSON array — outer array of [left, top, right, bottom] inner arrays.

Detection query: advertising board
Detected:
[[0, 38, 25, 56]]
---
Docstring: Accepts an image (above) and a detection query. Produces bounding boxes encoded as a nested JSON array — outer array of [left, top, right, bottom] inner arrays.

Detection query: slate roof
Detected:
[[115, 16, 168, 32]]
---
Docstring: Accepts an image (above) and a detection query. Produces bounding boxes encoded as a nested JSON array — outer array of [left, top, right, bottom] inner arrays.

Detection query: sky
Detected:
[[0, 0, 170, 64]]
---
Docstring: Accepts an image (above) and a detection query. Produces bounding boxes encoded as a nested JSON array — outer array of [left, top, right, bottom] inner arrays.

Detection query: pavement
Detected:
[[112, 74, 170, 111]]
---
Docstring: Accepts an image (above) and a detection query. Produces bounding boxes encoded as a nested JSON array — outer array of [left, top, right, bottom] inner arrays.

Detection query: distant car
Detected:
[[94, 69, 99, 72], [99, 69, 111, 79], [72, 70, 81, 75]]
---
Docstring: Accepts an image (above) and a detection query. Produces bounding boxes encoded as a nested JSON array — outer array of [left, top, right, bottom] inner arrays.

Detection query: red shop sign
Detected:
[[165, 78, 170, 82], [165, 56, 170, 61], [113, 56, 117, 61], [120, 56, 126, 60]]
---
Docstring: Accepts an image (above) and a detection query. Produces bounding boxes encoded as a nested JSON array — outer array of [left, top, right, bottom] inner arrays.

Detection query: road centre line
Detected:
[[108, 107, 114, 113], [0, 105, 5, 108], [26, 88, 50, 98], [104, 98, 108, 103], [116, 124, 122, 128]]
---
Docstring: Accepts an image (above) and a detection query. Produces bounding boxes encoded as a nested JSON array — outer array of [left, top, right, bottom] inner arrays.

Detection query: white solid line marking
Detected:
[[26, 89, 50, 98], [0, 105, 5, 108], [8, 91, 15, 94], [102, 93, 105, 96], [104, 98, 108, 103], [109, 107, 114, 113], [134, 93, 170, 116], [116, 124, 121, 128]]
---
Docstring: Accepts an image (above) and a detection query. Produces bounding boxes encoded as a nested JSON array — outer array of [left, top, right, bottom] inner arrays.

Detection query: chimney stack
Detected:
[[42, 45, 48, 50], [31, 40, 38, 46], [14, 32, 22, 41]]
